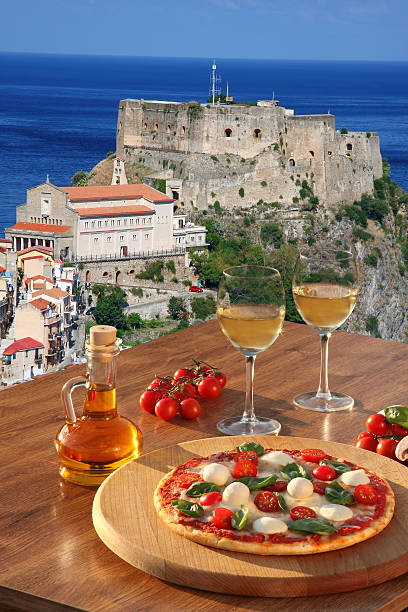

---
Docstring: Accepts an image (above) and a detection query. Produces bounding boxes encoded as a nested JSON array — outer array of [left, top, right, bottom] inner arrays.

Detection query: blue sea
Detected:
[[1, 53, 408, 233]]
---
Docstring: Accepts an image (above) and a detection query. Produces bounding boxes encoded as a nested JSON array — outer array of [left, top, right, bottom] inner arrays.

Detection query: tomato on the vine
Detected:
[[179, 398, 201, 419], [173, 368, 196, 380], [389, 423, 408, 438], [213, 507, 234, 529], [290, 506, 317, 520], [354, 484, 377, 505], [148, 377, 173, 392], [355, 436, 378, 452], [300, 448, 327, 463], [366, 414, 388, 436], [214, 372, 227, 388], [139, 390, 160, 414], [233, 459, 257, 478], [355, 431, 375, 444], [376, 438, 398, 459], [312, 465, 337, 481], [155, 397, 178, 420], [197, 377, 221, 399]]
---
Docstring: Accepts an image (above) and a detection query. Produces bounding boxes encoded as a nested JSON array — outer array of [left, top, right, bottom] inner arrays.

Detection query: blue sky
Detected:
[[2, 0, 407, 61]]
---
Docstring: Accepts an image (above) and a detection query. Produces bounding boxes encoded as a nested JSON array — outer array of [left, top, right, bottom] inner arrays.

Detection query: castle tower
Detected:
[[111, 156, 128, 185]]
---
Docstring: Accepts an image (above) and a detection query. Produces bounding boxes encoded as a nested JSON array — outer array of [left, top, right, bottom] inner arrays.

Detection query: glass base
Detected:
[[293, 392, 354, 412], [216, 416, 282, 436]]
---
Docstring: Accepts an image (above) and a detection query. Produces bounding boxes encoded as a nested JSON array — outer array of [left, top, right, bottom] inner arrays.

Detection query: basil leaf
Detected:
[[319, 459, 351, 474], [235, 441, 265, 456], [231, 506, 248, 531], [384, 405, 408, 429], [287, 518, 337, 535], [325, 481, 355, 506], [280, 462, 311, 482], [171, 499, 205, 517], [275, 492, 288, 511], [233, 474, 277, 490], [185, 481, 220, 497]]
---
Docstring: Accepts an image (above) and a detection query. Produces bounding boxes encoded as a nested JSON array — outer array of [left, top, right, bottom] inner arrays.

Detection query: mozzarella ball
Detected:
[[319, 504, 353, 522], [339, 469, 370, 487], [253, 517, 288, 534], [287, 477, 314, 499], [260, 451, 293, 469], [202, 463, 230, 486], [222, 482, 250, 507]]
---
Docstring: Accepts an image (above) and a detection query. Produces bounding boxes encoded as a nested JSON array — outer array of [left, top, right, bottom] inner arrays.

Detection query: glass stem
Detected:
[[242, 355, 256, 422], [316, 333, 331, 399]]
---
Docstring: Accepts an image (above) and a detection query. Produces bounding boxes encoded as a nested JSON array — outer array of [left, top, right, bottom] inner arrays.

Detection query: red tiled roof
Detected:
[[9, 222, 71, 234], [60, 184, 173, 203], [58, 278, 74, 284], [3, 337, 44, 355], [29, 298, 51, 311], [75, 205, 154, 218], [25, 275, 54, 285], [21, 255, 46, 261], [32, 288, 69, 299], [0, 267, 5, 273], [17, 245, 53, 256]]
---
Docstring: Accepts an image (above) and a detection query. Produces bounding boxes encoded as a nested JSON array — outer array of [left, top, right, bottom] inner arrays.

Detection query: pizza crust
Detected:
[[154, 458, 395, 556]]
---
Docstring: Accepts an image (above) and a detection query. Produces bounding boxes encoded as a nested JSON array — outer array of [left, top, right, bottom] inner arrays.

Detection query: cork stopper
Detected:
[[89, 325, 117, 348]]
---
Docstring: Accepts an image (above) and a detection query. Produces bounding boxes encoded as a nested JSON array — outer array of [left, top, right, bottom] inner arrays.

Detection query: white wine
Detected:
[[293, 283, 357, 331], [217, 303, 285, 353]]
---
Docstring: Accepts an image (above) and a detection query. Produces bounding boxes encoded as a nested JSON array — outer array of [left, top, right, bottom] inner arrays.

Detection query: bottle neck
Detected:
[[84, 349, 118, 417]]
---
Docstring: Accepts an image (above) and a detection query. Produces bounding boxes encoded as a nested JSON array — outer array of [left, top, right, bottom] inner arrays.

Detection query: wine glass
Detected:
[[216, 265, 285, 435], [292, 248, 358, 412]]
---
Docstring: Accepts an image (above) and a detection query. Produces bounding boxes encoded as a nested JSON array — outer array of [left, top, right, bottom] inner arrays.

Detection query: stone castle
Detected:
[[116, 99, 382, 211]]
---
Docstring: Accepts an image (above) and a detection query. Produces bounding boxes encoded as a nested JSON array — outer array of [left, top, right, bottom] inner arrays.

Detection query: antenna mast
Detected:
[[209, 61, 221, 105]]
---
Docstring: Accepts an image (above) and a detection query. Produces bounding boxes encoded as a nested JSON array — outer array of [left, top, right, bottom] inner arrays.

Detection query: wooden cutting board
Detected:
[[92, 435, 408, 597]]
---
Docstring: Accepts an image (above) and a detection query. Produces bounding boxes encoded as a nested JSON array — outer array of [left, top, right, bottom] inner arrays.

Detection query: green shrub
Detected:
[[136, 260, 164, 282], [214, 200, 221, 214], [353, 227, 374, 242], [299, 188, 307, 199], [366, 315, 380, 337], [309, 196, 319, 209], [152, 178, 166, 194], [398, 262, 405, 276], [165, 260, 176, 274], [340, 127, 348, 134], [211, 155, 219, 162], [131, 287, 143, 297], [335, 211, 343, 222], [342, 204, 367, 228], [71, 171, 88, 186], [244, 216, 251, 227], [260, 223, 283, 247], [366, 132, 371, 138], [273, 144, 279, 151], [261, 181, 267, 187], [190, 297, 216, 320], [364, 252, 379, 267], [239, 188, 245, 198], [292, 197, 299, 204]]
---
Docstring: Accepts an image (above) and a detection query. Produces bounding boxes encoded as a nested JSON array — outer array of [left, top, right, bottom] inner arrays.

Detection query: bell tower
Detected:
[[111, 156, 128, 185]]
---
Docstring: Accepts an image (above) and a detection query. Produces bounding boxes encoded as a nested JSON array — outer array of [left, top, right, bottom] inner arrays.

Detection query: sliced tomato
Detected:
[[253, 491, 279, 513], [311, 464, 337, 481], [313, 481, 329, 495], [213, 507, 234, 529], [233, 451, 259, 465], [199, 491, 222, 506], [176, 473, 203, 489], [289, 506, 317, 520], [233, 459, 257, 479], [264, 480, 288, 493], [300, 448, 327, 463], [353, 484, 377, 505]]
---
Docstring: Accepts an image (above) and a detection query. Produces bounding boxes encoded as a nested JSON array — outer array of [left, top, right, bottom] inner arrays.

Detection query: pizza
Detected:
[[154, 442, 394, 555]]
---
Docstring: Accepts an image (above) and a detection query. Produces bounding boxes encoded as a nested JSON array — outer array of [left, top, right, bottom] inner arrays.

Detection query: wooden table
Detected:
[[2, 320, 408, 612]]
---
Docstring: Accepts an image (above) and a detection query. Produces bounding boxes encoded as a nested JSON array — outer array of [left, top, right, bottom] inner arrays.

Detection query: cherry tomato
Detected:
[[180, 382, 197, 398], [173, 368, 196, 380], [148, 377, 173, 392], [265, 480, 288, 493], [390, 423, 408, 438], [179, 398, 201, 419], [139, 390, 160, 414], [199, 491, 222, 506], [355, 431, 375, 444], [355, 436, 378, 452], [154, 397, 178, 420], [376, 437, 398, 459], [254, 491, 279, 513], [312, 464, 337, 481], [290, 506, 317, 520], [233, 459, 257, 479], [214, 371, 227, 388], [313, 481, 328, 495], [354, 484, 377, 505], [176, 473, 203, 489], [366, 413, 388, 436], [300, 448, 327, 463], [213, 507, 234, 529], [233, 451, 258, 465], [197, 377, 221, 399]]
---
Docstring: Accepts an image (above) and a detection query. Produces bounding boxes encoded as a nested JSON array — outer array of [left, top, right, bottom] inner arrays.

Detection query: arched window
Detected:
[[224, 128, 232, 137], [128, 269, 135, 274], [289, 158, 295, 167], [115, 270, 122, 285], [143, 122, 148, 130], [102, 271, 109, 277], [172, 190, 179, 200], [308, 150, 315, 158], [346, 143, 353, 151], [85, 271, 91, 283], [166, 123, 171, 133], [154, 122, 159, 131], [253, 128, 262, 139], [181, 126, 186, 135]]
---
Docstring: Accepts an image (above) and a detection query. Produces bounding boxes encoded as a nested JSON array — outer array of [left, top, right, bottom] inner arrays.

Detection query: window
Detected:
[[308, 150, 315, 158], [253, 128, 262, 139], [132, 234, 137, 240], [98, 221, 102, 227], [85, 221, 89, 229], [117, 219, 121, 226], [346, 143, 353, 151], [130, 218, 134, 225], [191, 236, 195, 242], [94, 237, 98, 244], [13, 353, 16, 360], [181, 125, 186, 135], [224, 128, 232, 137], [120, 235, 124, 242], [107, 236, 111, 242], [328, 150, 332, 156], [91, 221, 95, 228], [105, 220, 108, 226], [111, 220, 115, 226], [117, 159, 120, 166], [143, 121, 148, 129], [136, 218, 139, 225], [198, 235, 202, 241], [123, 218, 127, 225], [289, 158, 295, 167], [166, 123, 171, 133], [145, 233, 149, 239], [142, 218, 145, 224]]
